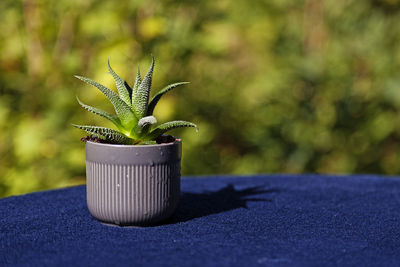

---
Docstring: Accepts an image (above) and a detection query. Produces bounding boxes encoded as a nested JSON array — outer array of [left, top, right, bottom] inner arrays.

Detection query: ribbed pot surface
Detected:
[[85, 140, 181, 226]]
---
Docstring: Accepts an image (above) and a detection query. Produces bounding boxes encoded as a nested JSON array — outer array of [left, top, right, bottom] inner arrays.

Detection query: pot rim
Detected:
[[85, 138, 181, 148]]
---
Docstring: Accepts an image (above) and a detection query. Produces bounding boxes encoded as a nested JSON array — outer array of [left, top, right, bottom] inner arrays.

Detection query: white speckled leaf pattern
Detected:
[[133, 57, 154, 118], [149, 120, 197, 139], [75, 75, 137, 128], [86, 161, 180, 225], [72, 125, 130, 144], [76, 97, 121, 128], [132, 66, 142, 105], [107, 60, 132, 108]]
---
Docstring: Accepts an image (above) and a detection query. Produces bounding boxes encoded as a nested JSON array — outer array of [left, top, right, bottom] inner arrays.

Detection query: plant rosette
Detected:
[[73, 56, 197, 226]]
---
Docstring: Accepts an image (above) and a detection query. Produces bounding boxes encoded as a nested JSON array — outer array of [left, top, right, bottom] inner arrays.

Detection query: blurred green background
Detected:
[[1, 0, 400, 198]]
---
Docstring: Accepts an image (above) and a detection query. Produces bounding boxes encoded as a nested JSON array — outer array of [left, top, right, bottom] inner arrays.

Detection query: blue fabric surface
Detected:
[[1, 175, 400, 266]]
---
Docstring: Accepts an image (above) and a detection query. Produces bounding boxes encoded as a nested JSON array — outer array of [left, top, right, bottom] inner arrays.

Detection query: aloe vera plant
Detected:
[[73, 57, 197, 145]]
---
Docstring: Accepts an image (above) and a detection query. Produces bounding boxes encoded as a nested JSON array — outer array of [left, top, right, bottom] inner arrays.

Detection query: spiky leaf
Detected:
[[75, 75, 137, 128], [72, 124, 132, 144], [76, 96, 122, 129], [132, 66, 142, 102], [107, 60, 132, 107], [133, 56, 154, 118], [148, 120, 197, 140], [146, 82, 189, 116]]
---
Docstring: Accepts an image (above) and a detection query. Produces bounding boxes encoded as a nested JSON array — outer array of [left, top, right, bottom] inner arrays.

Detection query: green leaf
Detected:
[[107, 59, 132, 107], [133, 56, 154, 118], [147, 120, 197, 140], [72, 124, 132, 144], [75, 75, 137, 128], [76, 96, 123, 129], [132, 65, 142, 103], [146, 82, 189, 116]]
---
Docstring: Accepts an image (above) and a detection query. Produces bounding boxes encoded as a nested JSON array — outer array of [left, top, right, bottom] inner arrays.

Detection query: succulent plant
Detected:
[[73, 56, 197, 145]]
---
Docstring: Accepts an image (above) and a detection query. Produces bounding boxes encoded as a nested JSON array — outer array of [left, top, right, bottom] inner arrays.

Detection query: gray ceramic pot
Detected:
[[85, 139, 181, 226]]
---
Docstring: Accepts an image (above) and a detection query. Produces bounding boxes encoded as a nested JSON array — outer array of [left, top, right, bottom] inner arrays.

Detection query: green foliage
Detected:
[[107, 60, 132, 108], [72, 125, 131, 144], [73, 58, 197, 145], [147, 82, 190, 116], [2, 0, 400, 198], [134, 57, 154, 119], [74, 75, 137, 129]]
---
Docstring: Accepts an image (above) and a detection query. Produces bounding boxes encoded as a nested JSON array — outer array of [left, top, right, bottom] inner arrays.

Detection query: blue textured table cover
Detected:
[[1, 175, 400, 266]]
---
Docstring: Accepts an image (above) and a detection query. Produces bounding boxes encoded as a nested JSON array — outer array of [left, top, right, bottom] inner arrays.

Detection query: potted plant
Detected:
[[73, 56, 197, 226]]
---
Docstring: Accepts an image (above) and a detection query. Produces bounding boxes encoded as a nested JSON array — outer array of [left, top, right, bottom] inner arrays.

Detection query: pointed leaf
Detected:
[[147, 120, 197, 140], [72, 124, 132, 144], [75, 75, 137, 128], [132, 65, 142, 103], [146, 82, 189, 116], [107, 60, 132, 107], [76, 96, 122, 129], [133, 56, 154, 118]]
